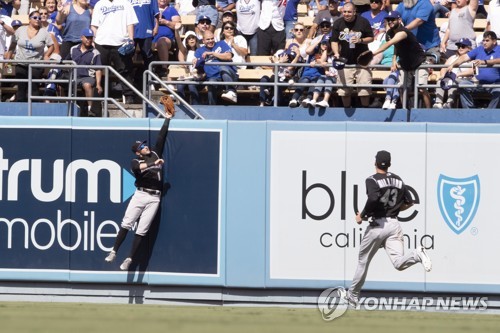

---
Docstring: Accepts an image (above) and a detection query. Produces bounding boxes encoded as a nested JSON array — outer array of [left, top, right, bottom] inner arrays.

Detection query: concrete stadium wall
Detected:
[[0, 117, 499, 302]]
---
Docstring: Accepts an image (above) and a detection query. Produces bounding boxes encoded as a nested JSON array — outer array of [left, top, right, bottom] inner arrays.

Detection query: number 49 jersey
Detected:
[[360, 172, 413, 219]]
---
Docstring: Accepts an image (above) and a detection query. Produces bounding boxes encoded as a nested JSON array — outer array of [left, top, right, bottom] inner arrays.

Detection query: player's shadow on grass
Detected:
[[125, 182, 171, 304]]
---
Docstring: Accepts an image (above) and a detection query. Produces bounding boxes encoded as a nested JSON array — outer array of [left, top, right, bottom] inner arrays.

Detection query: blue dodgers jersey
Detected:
[[194, 41, 234, 79], [130, 0, 159, 39], [467, 45, 500, 84]]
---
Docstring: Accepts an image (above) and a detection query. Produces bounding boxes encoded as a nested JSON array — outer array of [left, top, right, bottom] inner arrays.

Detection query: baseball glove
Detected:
[[159, 95, 176, 118], [357, 50, 374, 67]]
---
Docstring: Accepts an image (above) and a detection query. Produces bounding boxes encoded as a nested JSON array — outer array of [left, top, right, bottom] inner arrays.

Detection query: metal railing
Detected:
[[0, 60, 167, 118], [2, 59, 499, 117]]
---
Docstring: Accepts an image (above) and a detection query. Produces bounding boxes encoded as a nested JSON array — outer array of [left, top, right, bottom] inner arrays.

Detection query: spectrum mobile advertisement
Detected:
[[0, 124, 222, 278]]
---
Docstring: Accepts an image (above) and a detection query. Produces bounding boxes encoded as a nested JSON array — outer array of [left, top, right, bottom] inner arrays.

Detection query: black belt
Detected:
[[137, 187, 161, 196]]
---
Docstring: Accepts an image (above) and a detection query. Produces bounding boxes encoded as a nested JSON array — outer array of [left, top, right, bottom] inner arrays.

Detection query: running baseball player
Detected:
[[346, 150, 432, 307], [105, 96, 175, 270]]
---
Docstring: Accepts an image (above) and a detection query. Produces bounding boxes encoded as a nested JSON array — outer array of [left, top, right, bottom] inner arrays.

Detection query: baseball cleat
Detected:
[[417, 246, 432, 272], [105, 251, 116, 263], [120, 257, 132, 271], [345, 290, 359, 308]]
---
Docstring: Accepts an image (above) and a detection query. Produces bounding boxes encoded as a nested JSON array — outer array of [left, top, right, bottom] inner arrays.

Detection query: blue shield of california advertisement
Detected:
[[437, 175, 480, 235]]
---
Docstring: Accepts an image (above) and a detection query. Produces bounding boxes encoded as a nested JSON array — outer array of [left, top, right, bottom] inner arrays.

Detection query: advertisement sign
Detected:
[[269, 125, 500, 290], [0, 122, 222, 281]]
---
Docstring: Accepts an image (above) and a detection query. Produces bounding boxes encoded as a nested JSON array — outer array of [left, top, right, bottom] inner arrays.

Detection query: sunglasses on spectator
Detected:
[[139, 144, 147, 150], [320, 24, 331, 28], [224, 26, 234, 30], [199, 20, 210, 25], [457, 44, 469, 48], [30, 16, 41, 20], [370, 0, 381, 3], [386, 18, 398, 22], [294, 28, 304, 32]]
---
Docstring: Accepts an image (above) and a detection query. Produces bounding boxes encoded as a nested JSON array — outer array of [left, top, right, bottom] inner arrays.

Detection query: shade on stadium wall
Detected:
[[0, 118, 498, 294]]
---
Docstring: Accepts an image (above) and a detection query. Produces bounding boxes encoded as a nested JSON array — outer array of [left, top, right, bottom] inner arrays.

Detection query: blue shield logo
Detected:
[[437, 175, 480, 234]]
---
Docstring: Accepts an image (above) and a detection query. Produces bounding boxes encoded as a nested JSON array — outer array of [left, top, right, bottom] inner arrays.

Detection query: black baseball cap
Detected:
[[375, 150, 391, 169], [131, 140, 147, 152]]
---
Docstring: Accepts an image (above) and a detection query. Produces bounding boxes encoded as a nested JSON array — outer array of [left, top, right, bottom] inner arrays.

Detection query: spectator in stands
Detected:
[[351, 0, 371, 14], [476, 0, 487, 19], [236, 0, 261, 55], [284, 0, 301, 39], [259, 47, 300, 106], [396, 0, 441, 64], [193, 0, 218, 32], [131, 0, 160, 84], [66, 28, 103, 116], [309, 0, 328, 17], [5, 10, 54, 102], [331, 2, 374, 107], [175, 26, 203, 102], [154, 0, 180, 76], [361, 0, 387, 38], [39, 6, 61, 57], [194, 14, 212, 41], [220, 20, 248, 68], [216, 0, 235, 27], [176, 0, 196, 15], [304, 34, 337, 108], [308, 0, 340, 39], [432, 0, 451, 18], [56, 0, 92, 60], [175, 23, 200, 74], [440, 0, 478, 58], [91, 0, 139, 104], [285, 22, 312, 59], [0, 4, 14, 65], [434, 37, 474, 108], [370, 11, 428, 109], [288, 35, 326, 108], [45, 0, 59, 25], [310, 17, 334, 43], [257, 0, 286, 56], [214, 10, 234, 41], [0, 0, 20, 17], [447, 31, 500, 109], [487, 0, 500, 37], [192, 30, 238, 103]]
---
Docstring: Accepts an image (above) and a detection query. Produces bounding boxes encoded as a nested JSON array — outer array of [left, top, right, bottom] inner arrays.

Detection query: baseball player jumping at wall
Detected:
[[105, 96, 176, 271], [345, 150, 432, 308]]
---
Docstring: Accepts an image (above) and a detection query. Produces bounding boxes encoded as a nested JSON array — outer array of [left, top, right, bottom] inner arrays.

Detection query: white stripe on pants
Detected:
[[349, 217, 419, 299], [120, 190, 160, 236]]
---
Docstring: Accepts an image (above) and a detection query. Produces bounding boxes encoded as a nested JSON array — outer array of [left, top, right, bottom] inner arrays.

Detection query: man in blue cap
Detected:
[[447, 31, 500, 109], [66, 28, 103, 116]]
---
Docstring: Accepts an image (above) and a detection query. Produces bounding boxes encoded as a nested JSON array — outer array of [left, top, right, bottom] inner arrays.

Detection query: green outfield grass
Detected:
[[0, 302, 499, 333]]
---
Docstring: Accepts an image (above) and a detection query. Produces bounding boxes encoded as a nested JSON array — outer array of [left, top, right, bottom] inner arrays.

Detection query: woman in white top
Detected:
[[219, 21, 248, 69], [285, 22, 311, 59], [236, 0, 261, 55]]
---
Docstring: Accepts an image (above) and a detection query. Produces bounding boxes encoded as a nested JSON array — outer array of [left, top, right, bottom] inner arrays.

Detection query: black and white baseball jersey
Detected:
[[131, 119, 170, 192], [360, 172, 413, 219]]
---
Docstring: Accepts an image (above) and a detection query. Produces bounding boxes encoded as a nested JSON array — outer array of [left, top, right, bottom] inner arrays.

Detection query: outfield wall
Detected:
[[0, 117, 498, 295]]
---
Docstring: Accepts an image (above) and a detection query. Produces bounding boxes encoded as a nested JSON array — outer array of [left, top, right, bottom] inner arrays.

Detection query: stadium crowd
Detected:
[[0, 0, 499, 113]]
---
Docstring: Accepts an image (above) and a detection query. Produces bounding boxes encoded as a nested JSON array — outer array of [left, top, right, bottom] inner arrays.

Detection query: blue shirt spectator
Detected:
[[396, 0, 440, 51], [194, 39, 234, 78]]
